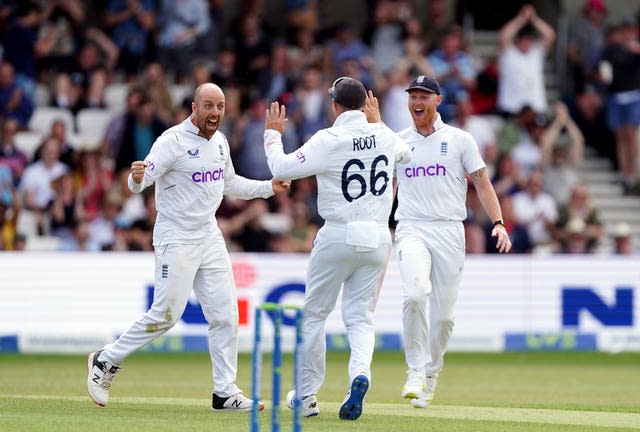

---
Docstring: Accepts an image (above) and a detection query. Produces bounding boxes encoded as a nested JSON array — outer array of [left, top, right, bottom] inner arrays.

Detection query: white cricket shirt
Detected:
[[264, 110, 411, 224], [396, 114, 485, 222], [129, 117, 274, 246]]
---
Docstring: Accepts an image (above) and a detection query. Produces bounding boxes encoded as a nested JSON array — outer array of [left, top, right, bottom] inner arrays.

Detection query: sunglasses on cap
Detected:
[[328, 76, 348, 99]]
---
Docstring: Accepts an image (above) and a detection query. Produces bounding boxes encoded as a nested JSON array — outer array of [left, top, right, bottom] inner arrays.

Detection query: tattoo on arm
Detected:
[[469, 167, 486, 185]]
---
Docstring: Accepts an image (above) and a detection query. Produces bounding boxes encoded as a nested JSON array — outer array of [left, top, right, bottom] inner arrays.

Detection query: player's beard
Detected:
[[198, 115, 221, 139], [411, 104, 438, 132]]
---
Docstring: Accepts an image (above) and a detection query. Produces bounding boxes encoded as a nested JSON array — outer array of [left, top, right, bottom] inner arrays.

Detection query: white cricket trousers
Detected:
[[301, 222, 391, 398], [100, 232, 242, 397], [395, 221, 465, 376]]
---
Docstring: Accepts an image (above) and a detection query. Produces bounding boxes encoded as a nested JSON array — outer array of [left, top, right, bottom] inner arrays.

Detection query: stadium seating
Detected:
[[28, 107, 75, 136], [103, 83, 129, 112], [75, 108, 114, 150]]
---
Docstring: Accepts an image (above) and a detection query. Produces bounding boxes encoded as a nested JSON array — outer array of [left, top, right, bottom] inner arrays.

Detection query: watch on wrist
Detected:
[[493, 219, 505, 228]]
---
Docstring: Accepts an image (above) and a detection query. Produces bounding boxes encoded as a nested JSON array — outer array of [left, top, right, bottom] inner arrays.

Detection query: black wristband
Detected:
[[493, 219, 505, 227]]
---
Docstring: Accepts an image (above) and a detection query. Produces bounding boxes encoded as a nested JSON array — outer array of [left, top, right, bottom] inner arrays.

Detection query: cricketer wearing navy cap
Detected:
[[328, 76, 367, 110], [405, 75, 441, 94], [393, 72, 511, 409]]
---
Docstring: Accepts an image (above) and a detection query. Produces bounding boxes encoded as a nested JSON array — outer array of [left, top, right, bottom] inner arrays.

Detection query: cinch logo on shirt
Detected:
[[192, 167, 224, 182], [404, 163, 447, 178]]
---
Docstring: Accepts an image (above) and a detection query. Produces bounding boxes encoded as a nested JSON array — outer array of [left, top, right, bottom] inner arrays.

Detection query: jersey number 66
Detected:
[[341, 155, 389, 202]]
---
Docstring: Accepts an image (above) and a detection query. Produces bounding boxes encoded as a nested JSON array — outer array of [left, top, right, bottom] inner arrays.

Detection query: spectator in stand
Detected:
[[326, 22, 373, 86], [0, 1, 17, 29], [510, 102, 583, 184], [48, 171, 82, 241], [395, 35, 433, 81], [598, 18, 640, 195], [512, 169, 558, 249], [423, 0, 452, 52], [485, 194, 532, 254], [338, 57, 374, 90], [1, 1, 41, 102], [290, 65, 331, 143], [233, 95, 298, 180], [52, 28, 119, 113], [496, 4, 556, 115], [216, 85, 242, 140], [567, 85, 617, 168], [115, 91, 167, 173], [178, 60, 212, 113], [554, 183, 603, 253], [497, 104, 537, 155], [101, 85, 145, 162], [427, 25, 477, 122], [88, 190, 122, 250], [610, 222, 634, 255], [491, 152, 526, 197], [470, 55, 499, 115], [210, 41, 240, 89], [289, 176, 322, 228], [379, 62, 418, 133], [233, 12, 272, 91], [287, 25, 324, 73], [193, 0, 225, 60], [58, 216, 101, 251], [257, 43, 297, 103], [509, 112, 547, 177], [0, 61, 34, 129], [540, 102, 585, 205], [278, 201, 318, 253], [18, 136, 69, 235], [113, 169, 146, 227], [33, 118, 76, 168], [451, 91, 498, 177], [566, 0, 608, 94], [556, 217, 591, 254], [104, 0, 156, 83], [73, 148, 115, 221], [0, 181, 20, 250], [156, 0, 211, 83], [377, 34, 433, 132], [285, 0, 320, 31], [463, 187, 487, 254], [34, 0, 85, 76], [139, 62, 174, 126], [0, 119, 29, 186], [364, 0, 410, 75]]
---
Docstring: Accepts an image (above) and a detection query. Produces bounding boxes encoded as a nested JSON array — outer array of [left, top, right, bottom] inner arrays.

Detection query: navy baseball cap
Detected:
[[405, 75, 441, 95], [328, 76, 367, 109]]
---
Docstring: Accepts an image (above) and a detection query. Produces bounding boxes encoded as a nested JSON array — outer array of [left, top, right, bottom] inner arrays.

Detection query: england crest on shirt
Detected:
[[440, 142, 448, 156]]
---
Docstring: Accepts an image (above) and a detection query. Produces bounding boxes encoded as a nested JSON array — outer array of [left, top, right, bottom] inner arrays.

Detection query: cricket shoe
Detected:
[[87, 350, 120, 407], [401, 368, 425, 399], [285, 390, 319, 417], [211, 392, 264, 412], [338, 375, 369, 420], [410, 373, 438, 408]]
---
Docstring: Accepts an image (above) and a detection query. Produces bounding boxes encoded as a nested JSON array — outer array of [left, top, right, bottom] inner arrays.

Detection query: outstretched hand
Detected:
[[492, 224, 512, 253], [271, 179, 291, 194], [363, 90, 382, 123], [265, 102, 288, 134]]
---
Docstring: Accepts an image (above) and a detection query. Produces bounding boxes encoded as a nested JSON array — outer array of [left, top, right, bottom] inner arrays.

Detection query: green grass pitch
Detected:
[[1, 351, 639, 431]]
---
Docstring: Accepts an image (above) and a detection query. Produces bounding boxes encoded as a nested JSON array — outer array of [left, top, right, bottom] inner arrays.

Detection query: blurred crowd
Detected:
[[0, 0, 638, 254]]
